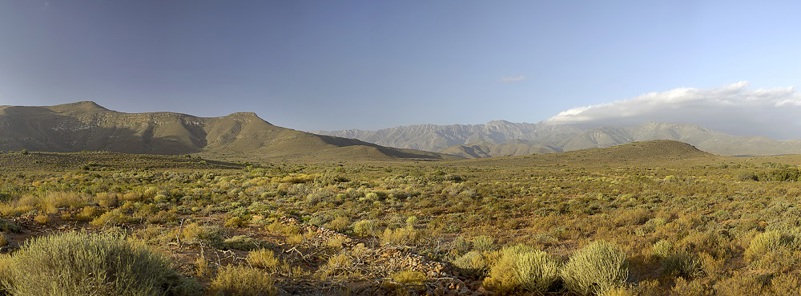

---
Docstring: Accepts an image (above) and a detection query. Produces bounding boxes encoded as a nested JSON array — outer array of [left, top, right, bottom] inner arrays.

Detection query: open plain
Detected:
[[2, 141, 801, 295]]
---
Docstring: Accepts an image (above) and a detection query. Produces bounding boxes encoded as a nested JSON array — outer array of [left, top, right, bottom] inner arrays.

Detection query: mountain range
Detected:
[[0, 101, 446, 161], [315, 121, 801, 157], [5, 101, 800, 160]]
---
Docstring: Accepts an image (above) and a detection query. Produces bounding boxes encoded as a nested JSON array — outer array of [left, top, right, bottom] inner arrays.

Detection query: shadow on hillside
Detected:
[[316, 134, 444, 160]]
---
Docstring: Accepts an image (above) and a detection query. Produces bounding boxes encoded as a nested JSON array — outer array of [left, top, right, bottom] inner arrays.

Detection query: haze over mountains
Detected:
[[316, 120, 801, 157], [0, 101, 445, 161]]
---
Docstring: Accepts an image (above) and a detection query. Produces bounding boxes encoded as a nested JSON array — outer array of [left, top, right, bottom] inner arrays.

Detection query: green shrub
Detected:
[[738, 172, 759, 181], [391, 270, 427, 285], [1, 231, 198, 296], [89, 209, 132, 227], [652, 240, 699, 277], [208, 265, 275, 296], [471, 235, 496, 252], [380, 227, 420, 247], [323, 215, 350, 232], [516, 248, 560, 293], [561, 241, 628, 295], [745, 230, 788, 262], [223, 216, 247, 228], [0, 219, 20, 233], [0, 253, 11, 294], [758, 168, 801, 182], [744, 230, 800, 271], [483, 245, 559, 294], [180, 222, 224, 246], [223, 235, 262, 251], [352, 219, 378, 237], [320, 252, 353, 277], [246, 249, 280, 271], [452, 251, 489, 278]]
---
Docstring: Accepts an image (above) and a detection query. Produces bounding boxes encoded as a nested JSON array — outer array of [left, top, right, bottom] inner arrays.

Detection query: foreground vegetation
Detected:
[[2, 144, 801, 295]]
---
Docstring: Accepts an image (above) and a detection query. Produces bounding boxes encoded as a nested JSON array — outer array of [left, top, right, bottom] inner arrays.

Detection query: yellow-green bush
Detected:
[[561, 241, 628, 295], [651, 239, 700, 277], [745, 230, 788, 262], [320, 252, 353, 277], [223, 235, 262, 251], [246, 248, 280, 271], [380, 227, 420, 247], [391, 270, 427, 285], [0, 253, 11, 293], [89, 209, 132, 227], [223, 216, 246, 228], [180, 222, 224, 246], [471, 235, 496, 252], [1, 231, 198, 296], [208, 265, 275, 296], [352, 219, 378, 237], [452, 251, 488, 278], [482, 245, 559, 294], [324, 215, 351, 232], [599, 286, 636, 296]]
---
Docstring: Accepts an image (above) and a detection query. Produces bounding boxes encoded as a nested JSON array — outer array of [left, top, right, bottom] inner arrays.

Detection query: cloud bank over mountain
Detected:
[[546, 82, 801, 139]]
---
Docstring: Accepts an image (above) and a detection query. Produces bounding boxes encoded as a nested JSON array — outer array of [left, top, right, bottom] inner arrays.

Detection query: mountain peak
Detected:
[[61, 101, 108, 110], [47, 101, 110, 113], [227, 111, 258, 117], [486, 120, 513, 125], [224, 112, 271, 125]]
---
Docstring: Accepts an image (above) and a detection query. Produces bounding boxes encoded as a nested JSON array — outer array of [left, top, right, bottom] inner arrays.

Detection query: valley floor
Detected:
[[2, 146, 801, 295]]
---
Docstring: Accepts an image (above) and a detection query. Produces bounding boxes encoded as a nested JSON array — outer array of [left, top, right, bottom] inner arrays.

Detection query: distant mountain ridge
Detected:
[[0, 101, 447, 161], [315, 121, 801, 157]]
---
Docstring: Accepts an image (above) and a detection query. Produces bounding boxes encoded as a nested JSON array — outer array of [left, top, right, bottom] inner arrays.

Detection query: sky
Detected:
[[2, 1, 801, 138]]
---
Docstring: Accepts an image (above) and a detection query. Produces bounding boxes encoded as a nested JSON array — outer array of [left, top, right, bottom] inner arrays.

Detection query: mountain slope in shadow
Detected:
[[0, 101, 448, 161]]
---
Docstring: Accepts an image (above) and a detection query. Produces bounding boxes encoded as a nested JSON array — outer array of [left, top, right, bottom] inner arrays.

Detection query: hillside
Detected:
[[0, 101, 447, 161], [461, 140, 717, 169], [559, 140, 715, 163], [317, 121, 801, 157]]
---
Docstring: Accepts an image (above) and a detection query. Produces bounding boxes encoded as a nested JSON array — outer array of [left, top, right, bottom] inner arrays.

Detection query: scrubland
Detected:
[[2, 143, 801, 295]]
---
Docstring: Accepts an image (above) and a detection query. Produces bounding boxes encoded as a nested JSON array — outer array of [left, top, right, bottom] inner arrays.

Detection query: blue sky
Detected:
[[2, 1, 801, 136]]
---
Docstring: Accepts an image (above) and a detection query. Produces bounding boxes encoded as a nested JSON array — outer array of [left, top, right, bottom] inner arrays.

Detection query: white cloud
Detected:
[[500, 75, 526, 83], [545, 82, 801, 139]]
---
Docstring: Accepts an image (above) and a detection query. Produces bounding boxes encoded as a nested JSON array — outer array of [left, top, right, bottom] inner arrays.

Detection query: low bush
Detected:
[[0, 219, 20, 233], [380, 227, 420, 247], [223, 235, 262, 251], [452, 251, 488, 278], [0, 253, 11, 294], [391, 270, 427, 285], [652, 240, 700, 277], [761, 168, 801, 182], [247, 248, 280, 271], [208, 265, 275, 296], [471, 235, 496, 252], [482, 244, 559, 294], [352, 219, 378, 237], [561, 241, 628, 295], [745, 230, 789, 262], [1, 231, 198, 296]]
